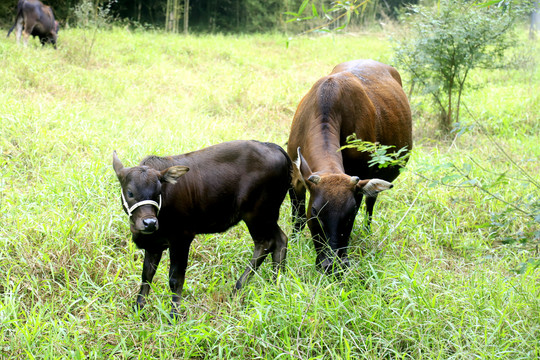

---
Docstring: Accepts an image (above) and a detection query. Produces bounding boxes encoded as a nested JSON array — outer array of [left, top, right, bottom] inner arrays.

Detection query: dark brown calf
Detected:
[[113, 140, 291, 319], [7, 0, 59, 48], [287, 60, 412, 274]]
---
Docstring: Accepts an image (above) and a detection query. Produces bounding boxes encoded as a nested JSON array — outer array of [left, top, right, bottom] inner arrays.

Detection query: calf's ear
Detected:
[[112, 151, 124, 178], [356, 178, 393, 197], [160, 166, 189, 184]]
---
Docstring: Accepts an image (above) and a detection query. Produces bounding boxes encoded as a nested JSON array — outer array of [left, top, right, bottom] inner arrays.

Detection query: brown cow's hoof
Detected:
[[317, 256, 349, 277], [168, 310, 185, 324]]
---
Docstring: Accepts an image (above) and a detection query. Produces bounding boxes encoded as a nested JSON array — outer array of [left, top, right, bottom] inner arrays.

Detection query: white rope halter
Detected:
[[121, 191, 162, 218]]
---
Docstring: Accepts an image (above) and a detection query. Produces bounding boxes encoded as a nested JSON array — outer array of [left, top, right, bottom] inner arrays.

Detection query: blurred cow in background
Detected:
[[7, 0, 59, 48]]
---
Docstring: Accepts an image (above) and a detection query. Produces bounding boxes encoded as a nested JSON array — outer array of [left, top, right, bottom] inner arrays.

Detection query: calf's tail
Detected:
[[263, 142, 293, 187]]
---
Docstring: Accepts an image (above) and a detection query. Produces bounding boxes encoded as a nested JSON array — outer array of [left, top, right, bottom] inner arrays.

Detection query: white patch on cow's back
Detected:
[[294, 148, 302, 170]]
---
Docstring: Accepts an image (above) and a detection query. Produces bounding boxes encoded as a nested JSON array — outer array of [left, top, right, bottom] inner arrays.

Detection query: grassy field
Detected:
[[0, 27, 539, 359]]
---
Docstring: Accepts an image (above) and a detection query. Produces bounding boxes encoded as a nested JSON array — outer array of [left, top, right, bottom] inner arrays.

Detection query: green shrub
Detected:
[[392, 0, 523, 133]]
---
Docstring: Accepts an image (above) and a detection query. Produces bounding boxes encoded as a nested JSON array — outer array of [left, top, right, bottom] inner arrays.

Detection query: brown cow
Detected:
[[7, 0, 59, 48], [287, 60, 412, 274], [113, 140, 291, 319]]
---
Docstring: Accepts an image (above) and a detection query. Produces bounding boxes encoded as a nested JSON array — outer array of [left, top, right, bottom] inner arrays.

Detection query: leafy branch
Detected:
[[340, 133, 410, 169], [285, 0, 372, 37]]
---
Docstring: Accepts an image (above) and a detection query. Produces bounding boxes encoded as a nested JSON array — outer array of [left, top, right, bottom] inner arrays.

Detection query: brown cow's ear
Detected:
[[161, 166, 189, 184], [112, 151, 124, 178], [356, 178, 393, 197], [307, 174, 321, 184]]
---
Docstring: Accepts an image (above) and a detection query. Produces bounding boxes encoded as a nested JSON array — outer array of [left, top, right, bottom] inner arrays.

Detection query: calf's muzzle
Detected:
[[142, 218, 158, 233]]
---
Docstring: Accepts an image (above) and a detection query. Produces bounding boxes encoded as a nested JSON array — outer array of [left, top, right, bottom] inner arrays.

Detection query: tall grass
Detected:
[[0, 27, 538, 359]]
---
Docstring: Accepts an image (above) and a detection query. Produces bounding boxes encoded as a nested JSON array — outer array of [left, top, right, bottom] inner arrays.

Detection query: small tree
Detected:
[[392, 0, 520, 133]]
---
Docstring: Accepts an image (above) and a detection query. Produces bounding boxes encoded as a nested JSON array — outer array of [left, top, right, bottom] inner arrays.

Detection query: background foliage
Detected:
[[0, 0, 415, 32]]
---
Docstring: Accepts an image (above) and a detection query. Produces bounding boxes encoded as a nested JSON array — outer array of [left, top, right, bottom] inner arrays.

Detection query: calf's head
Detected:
[[295, 149, 393, 274], [112, 151, 189, 235]]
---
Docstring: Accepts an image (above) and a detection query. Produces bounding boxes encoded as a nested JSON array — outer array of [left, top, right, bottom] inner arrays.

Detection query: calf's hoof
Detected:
[[133, 300, 145, 311], [132, 301, 147, 320]]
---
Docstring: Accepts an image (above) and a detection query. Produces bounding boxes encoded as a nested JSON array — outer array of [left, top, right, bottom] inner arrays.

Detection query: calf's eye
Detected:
[[311, 207, 318, 217], [127, 190, 134, 198]]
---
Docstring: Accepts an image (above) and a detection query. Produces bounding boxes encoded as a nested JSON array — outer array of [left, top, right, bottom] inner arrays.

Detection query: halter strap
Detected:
[[121, 191, 162, 218]]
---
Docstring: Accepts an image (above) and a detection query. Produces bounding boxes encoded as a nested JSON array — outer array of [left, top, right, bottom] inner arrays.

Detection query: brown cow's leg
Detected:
[[168, 239, 193, 321], [289, 185, 307, 234], [135, 250, 163, 312], [363, 195, 378, 233]]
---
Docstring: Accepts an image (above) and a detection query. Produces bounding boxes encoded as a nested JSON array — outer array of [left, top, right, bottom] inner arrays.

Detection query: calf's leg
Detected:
[[235, 220, 281, 291], [135, 250, 163, 311], [271, 225, 288, 277], [168, 239, 193, 320]]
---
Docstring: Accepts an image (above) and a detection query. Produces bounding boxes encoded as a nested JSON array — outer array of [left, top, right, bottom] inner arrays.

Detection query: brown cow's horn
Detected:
[[350, 176, 360, 185], [308, 175, 321, 184]]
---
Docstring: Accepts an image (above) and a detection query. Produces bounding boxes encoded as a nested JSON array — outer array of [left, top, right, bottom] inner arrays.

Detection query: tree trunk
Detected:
[[408, 80, 415, 100], [173, 0, 178, 33], [446, 87, 452, 133], [165, 0, 171, 31], [530, 1, 539, 40], [184, 0, 189, 34], [455, 71, 468, 126], [166, 0, 182, 33]]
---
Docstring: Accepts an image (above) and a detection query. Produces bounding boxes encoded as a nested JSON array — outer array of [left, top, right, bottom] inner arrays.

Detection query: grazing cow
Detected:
[[287, 60, 412, 274], [113, 140, 291, 319], [7, 0, 59, 48]]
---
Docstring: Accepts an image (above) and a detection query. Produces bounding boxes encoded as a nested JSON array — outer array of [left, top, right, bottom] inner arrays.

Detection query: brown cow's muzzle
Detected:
[[317, 252, 350, 276]]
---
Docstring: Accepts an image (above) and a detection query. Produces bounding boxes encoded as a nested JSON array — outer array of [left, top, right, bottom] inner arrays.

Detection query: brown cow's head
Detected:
[[295, 149, 393, 274], [112, 151, 189, 236]]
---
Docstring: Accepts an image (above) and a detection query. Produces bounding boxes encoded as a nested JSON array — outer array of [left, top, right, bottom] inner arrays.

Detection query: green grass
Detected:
[[0, 27, 539, 359]]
